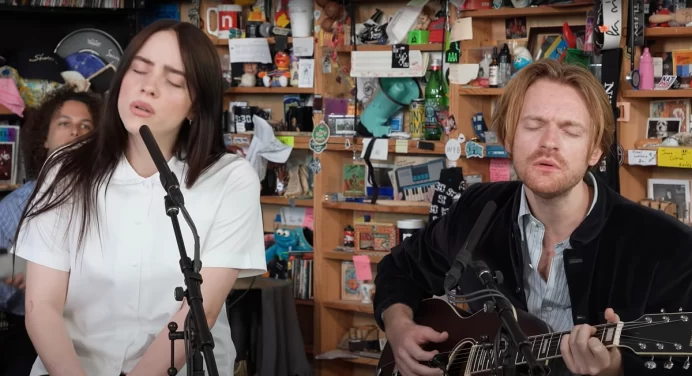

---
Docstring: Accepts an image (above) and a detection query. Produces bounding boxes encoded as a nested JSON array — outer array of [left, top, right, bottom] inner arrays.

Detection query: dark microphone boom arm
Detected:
[[138, 125, 218, 376]]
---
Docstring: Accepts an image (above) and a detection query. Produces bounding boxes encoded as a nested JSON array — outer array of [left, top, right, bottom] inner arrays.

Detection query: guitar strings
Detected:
[[378, 319, 690, 372]]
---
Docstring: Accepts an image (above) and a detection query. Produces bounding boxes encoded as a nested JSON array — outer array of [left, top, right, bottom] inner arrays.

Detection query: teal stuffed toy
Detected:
[[265, 227, 314, 264], [265, 228, 297, 263]]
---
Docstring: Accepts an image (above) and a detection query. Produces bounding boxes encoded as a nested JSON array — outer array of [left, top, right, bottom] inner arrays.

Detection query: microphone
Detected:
[[443, 200, 497, 292], [138, 125, 184, 206]]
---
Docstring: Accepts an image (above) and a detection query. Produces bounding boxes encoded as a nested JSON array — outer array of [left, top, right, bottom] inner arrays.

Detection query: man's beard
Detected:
[[514, 151, 587, 199]]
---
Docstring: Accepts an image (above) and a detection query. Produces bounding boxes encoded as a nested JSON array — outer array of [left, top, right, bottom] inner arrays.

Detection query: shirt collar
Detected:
[[518, 171, 599, 233], [111, 153, 187, 186]]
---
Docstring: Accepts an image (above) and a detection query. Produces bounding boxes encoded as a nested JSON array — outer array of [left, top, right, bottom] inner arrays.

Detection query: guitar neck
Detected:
[[470, 322, 622, 373]]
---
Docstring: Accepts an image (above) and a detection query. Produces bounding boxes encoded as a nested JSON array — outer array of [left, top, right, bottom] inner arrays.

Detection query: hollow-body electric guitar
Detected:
[[376, 298, 692, 375]]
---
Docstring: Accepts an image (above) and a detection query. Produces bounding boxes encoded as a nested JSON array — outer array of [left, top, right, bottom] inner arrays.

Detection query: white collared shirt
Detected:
[[517, 172, 597, 332], [14, 153, 267, 376]]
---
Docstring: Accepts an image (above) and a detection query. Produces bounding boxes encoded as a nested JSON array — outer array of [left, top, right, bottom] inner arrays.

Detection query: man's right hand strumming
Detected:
[[383, 304, 449, 376]]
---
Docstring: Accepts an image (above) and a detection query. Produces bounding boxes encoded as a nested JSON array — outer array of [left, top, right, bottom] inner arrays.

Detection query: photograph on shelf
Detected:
[[646, 117, 682, 139], [647, 178, 691, 222], [650, 99, 690, 132], [0, 141, 16, 185]]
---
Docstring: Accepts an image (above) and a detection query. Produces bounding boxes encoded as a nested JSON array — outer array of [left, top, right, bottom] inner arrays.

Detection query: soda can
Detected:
[[409, 99, 425, 140]]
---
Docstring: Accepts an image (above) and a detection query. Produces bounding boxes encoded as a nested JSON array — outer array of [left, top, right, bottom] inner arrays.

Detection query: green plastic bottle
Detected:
[[424, 59, 447, 141]]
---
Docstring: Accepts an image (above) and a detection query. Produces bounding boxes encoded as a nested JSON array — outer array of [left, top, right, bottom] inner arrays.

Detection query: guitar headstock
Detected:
[[618, 309, 692, 370]]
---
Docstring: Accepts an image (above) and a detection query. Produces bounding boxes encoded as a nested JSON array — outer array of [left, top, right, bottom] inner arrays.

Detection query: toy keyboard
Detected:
[[395, 159, 445, 202]]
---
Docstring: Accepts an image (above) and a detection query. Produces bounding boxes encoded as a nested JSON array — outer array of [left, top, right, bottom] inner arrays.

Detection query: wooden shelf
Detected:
[[645, 27, 692, 38], [458, 3, 593, 18], [225, 87, 314, 94], [0, 184, 22, 192], [213, 36, 295, 46], [622, 89, 692, 98], [459, 88, 504, 96], [343, 356, 379, 367], [260, 196, 313, 207], [335, 43, 444, 52], [323, 300, 374, 314], [225, 132, 312, 149], [296, 299, 315, 306], [323, 201, 430, 215], [323, 250, 386, 263]]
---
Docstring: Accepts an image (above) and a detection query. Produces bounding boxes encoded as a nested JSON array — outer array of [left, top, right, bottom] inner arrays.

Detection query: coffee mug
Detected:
[[206, 4, 242, 39]]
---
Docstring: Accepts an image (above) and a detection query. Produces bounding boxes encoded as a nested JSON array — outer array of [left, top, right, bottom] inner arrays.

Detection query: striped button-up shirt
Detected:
[[518, 172, 597, 332], [0, 180, 35, 317]]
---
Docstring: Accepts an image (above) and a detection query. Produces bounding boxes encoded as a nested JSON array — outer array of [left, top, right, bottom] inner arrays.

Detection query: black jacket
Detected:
[[373, 177, 692, 375]]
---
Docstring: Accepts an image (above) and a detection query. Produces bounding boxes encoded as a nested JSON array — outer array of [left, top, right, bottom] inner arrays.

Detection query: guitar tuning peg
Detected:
[[645, 357, 657, 369], [684, 357, 690, 370], [679, 307, 683, 312], [661, 308, 666, 313], [664, 357, 674, 369]]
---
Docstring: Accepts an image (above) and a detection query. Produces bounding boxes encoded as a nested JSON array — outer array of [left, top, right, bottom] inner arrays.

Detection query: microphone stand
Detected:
[[164, 194, 219, 376], [470, 260, 546, 376]]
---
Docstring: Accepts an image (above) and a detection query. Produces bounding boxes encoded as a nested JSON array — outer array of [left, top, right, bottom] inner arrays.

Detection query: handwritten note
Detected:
[[302, 207, 314, 230], [627, 150, 656, 166], [658, 147, 692, 168], [228, 38, 272, 64], [352, 255, 372, 281], [489, 159, 511, 181], [292, 37, 314, 57]]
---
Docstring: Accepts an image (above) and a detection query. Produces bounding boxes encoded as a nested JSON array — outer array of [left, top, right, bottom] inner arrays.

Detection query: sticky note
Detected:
[[628, 150, 656, 166], [657, 147, 692, 168], [352, 255, 372, 281], [395, 139, 409, 153], [489, 159, 511, 181], [302, 208, 314, 230], [276, 136, 294, 147]]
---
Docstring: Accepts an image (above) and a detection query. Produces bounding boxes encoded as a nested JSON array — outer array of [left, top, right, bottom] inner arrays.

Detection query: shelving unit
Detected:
[[617, 20, 692, 206], [196, 0, 318, 363], [195, 0, 692, 374]]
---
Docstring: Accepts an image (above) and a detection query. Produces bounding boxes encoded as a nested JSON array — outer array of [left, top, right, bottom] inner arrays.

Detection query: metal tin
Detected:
[[409, 99, 425, 140]]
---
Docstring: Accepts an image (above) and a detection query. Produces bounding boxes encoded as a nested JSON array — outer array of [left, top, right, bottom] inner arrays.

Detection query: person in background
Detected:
[[12, 19, 267, 376], [0, 87, 100, 376]]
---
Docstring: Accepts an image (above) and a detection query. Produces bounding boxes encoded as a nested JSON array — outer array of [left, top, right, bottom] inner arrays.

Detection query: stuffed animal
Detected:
[[265, 228, 298, 264]]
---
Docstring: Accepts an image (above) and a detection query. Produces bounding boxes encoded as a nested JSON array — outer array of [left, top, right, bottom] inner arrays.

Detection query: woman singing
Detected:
[[12, 20, 266, 376]]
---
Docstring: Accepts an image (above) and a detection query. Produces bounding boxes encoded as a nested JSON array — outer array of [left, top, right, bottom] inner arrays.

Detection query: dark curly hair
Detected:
[[21, 87, 102, 180]]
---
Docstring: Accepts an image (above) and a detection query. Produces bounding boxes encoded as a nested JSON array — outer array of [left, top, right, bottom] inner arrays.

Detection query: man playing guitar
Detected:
[[373, 59, 692, 375]]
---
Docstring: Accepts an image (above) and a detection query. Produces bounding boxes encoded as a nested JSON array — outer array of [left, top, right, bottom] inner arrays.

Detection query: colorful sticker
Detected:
[[445, 139, 462, 161], [309, 138, 328, 154], [465, 141, 484, 158], [457, 133, 466, 144], [312, 121, 330, 145], [309, 158, 322, 174]]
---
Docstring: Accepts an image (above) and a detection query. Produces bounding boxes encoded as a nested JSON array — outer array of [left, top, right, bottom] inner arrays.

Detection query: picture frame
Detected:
[[354, 222, 396, 253], [0, 141, 16, 185], [646, 117, 681, 139], [647, 178, 691, 222], [327, 114, 356, 137], [527, 26, 586, 61]]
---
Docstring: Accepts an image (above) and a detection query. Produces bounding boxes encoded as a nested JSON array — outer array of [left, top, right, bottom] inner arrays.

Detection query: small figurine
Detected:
[[258, 51, 291, 87]]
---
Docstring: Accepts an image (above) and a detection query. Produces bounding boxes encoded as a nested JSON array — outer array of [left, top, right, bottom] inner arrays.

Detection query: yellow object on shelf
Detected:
[[657, 147, 692, 168]]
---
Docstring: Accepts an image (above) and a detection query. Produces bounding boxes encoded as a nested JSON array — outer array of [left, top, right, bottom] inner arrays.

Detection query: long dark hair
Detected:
[[21, 87, 102, 180], [14, 20, 226, 251]]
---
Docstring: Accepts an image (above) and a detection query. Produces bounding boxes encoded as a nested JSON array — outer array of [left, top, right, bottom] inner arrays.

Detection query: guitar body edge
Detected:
[[376, 298, 552, 376]]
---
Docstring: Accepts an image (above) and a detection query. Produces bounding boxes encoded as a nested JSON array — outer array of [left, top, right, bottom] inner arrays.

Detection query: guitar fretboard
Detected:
[[469, 322, 622, 373]]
